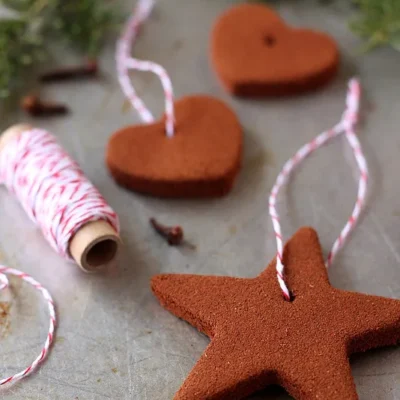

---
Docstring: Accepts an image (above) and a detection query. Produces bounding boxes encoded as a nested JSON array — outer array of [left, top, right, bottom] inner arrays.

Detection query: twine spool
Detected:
[[0, 124, 121, 272]]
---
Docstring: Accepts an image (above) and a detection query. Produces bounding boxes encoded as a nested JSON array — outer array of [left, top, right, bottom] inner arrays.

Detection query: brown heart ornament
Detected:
[[106, 96, 242, 198], [211, 4, 340, 97]]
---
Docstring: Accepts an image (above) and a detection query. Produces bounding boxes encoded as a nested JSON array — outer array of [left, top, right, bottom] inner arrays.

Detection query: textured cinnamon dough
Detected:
[[152, 227, 400, 399], [211, 4, 339, 96], [107, 96, 242, 198]]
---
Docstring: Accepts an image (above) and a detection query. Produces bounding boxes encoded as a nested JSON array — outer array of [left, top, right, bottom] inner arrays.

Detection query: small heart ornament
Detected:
[[106, 96, 242, 198], [211, 4, 340, 97]]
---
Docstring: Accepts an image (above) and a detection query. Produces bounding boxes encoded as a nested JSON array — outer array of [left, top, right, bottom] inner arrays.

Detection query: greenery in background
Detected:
[[351, 0, 400, 51], [256, 0, 400, 52], [0, 16, 44, 98], [0, 0, 120, 99], [1, 0, 399, 101], [49, 1, 120, 57]]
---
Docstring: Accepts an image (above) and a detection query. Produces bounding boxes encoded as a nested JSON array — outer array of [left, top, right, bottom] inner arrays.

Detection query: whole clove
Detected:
[[21, 95, 69, 117], [39, 60, 98, 83], [150, 218, 184, 246]]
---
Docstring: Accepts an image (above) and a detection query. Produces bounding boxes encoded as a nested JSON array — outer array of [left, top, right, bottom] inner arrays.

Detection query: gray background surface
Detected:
[[0, 0, 399, 398]]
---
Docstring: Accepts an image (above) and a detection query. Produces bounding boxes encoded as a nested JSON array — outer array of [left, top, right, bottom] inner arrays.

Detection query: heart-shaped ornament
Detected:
[[211, 4, 339, 97], [106, 96, 242, 198]]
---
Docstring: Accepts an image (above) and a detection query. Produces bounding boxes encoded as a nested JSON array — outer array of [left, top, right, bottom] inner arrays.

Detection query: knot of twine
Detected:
[[269, 79, 368, 300], [117, 0, 176, 137]]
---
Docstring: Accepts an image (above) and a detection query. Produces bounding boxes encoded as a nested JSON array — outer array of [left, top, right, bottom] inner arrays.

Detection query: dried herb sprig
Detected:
[[0, 0, 120, 100], [47, 0, 121, 58], [255, 0, 400, 51], [0, 7, 46, 98], [351, 0, 400, 51], [0, 20, 29, 98]]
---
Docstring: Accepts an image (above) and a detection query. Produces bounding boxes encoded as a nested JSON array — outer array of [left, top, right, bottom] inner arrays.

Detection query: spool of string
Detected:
[[0, 124, 121, 385], [0, 124, 121, 272]]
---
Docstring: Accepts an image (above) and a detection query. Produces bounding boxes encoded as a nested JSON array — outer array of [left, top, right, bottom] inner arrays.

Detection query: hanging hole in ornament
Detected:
[[287, 291, 296, 302], [165, 124, 176, 138], [263, 35, 276, 47], [165, 129, 174, 138]]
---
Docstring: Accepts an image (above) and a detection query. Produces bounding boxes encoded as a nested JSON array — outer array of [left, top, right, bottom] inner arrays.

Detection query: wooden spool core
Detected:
[[0, 124, 121, 272]]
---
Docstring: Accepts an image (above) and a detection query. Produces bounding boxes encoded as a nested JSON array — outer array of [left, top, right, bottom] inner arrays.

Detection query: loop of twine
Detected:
[[0, 266, 56, 386], [117, 0, 176, 137], [269, 79, 368, 300]]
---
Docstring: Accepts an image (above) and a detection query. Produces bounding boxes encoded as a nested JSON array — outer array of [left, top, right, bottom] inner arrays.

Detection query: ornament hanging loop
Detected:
[[269, 79, 368, 300], [117, 0, 176, 137]]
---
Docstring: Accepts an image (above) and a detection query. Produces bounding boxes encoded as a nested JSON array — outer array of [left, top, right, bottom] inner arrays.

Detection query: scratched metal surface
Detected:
[[0, 0, 399, 399]]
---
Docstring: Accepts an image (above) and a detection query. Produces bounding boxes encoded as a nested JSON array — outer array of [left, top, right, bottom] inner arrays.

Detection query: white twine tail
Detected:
[[268, 79, 368, 300], [0, 266, 56, 386], [117, 0, 175, 137]]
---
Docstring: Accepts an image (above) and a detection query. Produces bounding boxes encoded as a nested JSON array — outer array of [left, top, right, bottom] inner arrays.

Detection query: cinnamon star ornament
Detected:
[[151, 227, 400, 400]]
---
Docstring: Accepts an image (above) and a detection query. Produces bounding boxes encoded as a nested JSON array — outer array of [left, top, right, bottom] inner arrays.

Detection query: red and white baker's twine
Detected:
[[0, 128, 120, 384], [269, 79, 368, 300], [117, 0, 175, 137], [0, 266, 55, 386], [0, 129, 119, 259]]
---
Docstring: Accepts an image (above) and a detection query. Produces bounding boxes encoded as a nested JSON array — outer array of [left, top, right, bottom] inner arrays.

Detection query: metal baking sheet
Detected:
[[0, 0, 399, 398]]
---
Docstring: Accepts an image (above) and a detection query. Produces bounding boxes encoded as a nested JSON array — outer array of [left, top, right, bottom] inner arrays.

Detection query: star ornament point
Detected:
[[152, 227, 400, 400]]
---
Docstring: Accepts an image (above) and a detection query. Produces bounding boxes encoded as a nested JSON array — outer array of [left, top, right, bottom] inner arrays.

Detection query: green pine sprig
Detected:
[[0, 0, 121, 100], [255, 0, 400, 51], [47, 0, 121, 58], [351, 0, 400, 51], [0, 5, 46, 99]]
